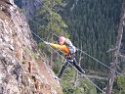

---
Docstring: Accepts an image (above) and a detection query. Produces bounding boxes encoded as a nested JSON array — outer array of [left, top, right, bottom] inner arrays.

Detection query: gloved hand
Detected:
[[44, 41, 50, 45]]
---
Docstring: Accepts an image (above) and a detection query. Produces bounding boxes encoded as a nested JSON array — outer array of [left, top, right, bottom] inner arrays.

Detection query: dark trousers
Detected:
[[58, 58, 84, 78]]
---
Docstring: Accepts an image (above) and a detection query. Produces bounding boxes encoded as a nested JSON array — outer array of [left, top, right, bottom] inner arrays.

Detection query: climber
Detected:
[[44, 36, 85, 79]]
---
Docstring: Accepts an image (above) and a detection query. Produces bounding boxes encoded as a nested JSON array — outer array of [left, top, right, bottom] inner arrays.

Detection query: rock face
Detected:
[[0, 0, 62, 94]]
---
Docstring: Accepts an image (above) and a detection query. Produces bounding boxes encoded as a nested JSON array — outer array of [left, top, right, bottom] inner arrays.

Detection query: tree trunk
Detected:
[[106, 1, 125, 94], [73, 45, 83, 88]]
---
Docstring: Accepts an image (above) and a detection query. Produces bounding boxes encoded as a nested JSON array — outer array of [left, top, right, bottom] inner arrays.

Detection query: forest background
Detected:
[[15, 0, 125, 94]]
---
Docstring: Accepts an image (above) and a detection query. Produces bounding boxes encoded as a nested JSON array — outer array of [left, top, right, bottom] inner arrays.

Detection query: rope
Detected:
[[31, 30, 105, 93], [29, 18, 111, 70], [77, 48, 111, 70], [31, 30, 44, 42], [67, 62, 105, 93], [31, 28, 104, 93], [77, 48, 125, 77], [27, 7, 125, 78], [30, 20, 111, 70], [31, 30, 64, 59], [30, 18, 125, 79], [31, 30, 73, 93], [31, 29, 118, 71], [26, 3, 123, 92]]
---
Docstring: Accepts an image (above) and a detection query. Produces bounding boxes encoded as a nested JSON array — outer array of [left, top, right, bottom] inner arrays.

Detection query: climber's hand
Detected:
[[44, 41, 50, 45]]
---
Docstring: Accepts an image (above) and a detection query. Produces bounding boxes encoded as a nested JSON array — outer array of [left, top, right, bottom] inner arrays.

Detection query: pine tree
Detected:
[[38, 0, 69, 40], [35, 0, 69, 67]]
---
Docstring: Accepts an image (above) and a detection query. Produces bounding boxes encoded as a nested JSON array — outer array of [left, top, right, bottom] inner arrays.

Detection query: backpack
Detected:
[[65, 39, 76, 55]]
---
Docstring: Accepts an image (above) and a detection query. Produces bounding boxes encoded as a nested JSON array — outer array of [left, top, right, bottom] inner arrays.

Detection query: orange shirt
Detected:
[[50, 43, 70, 55]]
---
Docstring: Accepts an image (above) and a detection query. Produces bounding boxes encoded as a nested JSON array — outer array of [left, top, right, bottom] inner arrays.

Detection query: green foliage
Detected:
[[59, 66, 98, 94], [58, 0, 124, 93], [60, 0, 123, 72], [16, 0, 125, 93], [28, 1, 70, 81], [62, 78, 98, 94], [113, 76, 125, 94], [117, 76, 125, 89], [29, 1, 70, 70], [63, 87, 82, 94], [36, 0, 69, 41], [52, 56, 64, 74]]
